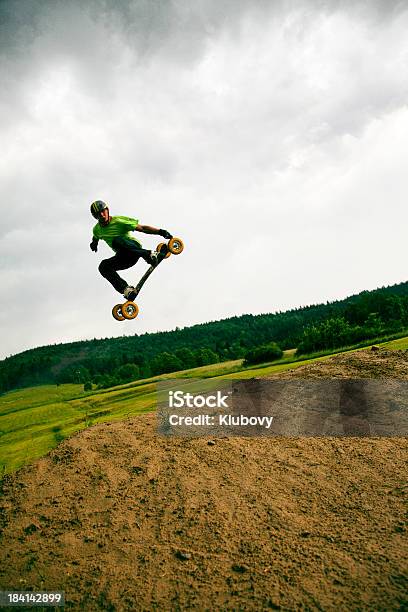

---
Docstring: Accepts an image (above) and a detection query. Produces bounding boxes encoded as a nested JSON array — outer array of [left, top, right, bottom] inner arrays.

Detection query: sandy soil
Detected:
[[0, 349, 407, 611], [277, 347, 408, 379]]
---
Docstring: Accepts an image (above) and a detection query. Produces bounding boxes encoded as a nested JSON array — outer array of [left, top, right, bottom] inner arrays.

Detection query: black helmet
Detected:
[[90, 200, 108, 218]]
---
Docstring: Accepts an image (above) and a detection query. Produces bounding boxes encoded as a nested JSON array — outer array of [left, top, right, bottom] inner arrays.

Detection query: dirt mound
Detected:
[[276, 347, 408, 379], [1, 350, 407, 610]]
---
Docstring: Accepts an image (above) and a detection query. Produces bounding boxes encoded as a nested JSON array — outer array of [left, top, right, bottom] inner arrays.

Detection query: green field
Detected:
[[1, 338, 407, 475], [382, 336, 408, 350]]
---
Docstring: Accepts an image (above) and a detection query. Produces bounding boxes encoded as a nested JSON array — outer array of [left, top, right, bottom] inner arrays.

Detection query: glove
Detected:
[[90, 238, 98, 252], [159, 229, 172, 240]]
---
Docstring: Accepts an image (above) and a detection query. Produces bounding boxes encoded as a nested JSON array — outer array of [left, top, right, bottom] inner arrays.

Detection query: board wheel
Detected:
[[122, 301, 139, 320], [168, 237, 184, 255], [112, 304, 125, 321], [156, 242, 171, 259]]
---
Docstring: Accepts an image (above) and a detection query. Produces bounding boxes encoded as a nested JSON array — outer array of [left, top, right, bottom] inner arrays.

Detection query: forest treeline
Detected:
[[1, 281, 408, 393]]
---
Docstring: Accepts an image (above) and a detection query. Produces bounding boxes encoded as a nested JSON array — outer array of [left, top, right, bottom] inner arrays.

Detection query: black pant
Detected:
[[98, 237, 152, 294]]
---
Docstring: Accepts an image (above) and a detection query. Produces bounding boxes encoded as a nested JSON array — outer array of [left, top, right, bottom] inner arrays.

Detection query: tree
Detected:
[[114, 363, 140, 383], [296, 316, 363, 354], [192, 348, 219, 366], [150, 352, 183, 375], [174, 348, 195, 370], [244, 342, 283, 366]]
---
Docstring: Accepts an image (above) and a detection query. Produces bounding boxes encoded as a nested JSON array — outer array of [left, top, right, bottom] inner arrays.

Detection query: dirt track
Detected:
[[1, 349, 407, 610]]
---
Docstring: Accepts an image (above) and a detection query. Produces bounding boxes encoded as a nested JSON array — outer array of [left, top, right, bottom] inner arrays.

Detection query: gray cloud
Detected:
[[1, 0, 408, 358]]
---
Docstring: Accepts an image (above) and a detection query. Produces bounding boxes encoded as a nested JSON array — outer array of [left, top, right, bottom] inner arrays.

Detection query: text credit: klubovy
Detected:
[[158, 378, 408, 438], [157, 381, 275, 437]]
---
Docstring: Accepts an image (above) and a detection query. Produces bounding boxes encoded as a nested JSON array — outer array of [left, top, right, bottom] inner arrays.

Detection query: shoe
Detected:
[[150, 243, 168, 266], [123, 286, 136, 301], [149, 251, 159, 266]]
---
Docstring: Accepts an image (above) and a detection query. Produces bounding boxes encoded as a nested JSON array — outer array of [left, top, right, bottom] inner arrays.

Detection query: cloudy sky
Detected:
[[1, 0, 408, 359]]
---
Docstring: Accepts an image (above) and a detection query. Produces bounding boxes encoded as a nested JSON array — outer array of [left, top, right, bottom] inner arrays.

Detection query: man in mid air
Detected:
[[90, 200, 172, 302]]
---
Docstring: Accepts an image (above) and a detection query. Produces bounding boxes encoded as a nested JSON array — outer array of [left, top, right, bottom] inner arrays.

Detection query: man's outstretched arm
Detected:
[[135, 224, 172, 239]]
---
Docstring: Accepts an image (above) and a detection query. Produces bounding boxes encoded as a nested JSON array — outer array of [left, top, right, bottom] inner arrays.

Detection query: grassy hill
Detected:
[[1, 280, 408, 394], [1, 336, 407, 476]]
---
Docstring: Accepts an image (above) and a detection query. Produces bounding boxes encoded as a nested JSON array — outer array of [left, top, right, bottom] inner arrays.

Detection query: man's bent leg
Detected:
[[98, 252, 140, 294], [112, 237, 153, 264]]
